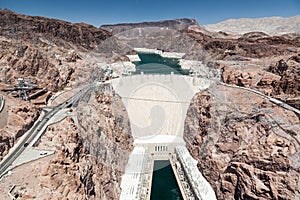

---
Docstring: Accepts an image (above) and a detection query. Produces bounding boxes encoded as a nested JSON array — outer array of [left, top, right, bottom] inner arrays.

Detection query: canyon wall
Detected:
[[184, 86, 300, 199]]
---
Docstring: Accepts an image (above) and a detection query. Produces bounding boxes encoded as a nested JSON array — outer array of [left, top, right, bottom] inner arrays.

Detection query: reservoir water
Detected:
[[133, 53, 189, 75], [150, 160, 183, 200]]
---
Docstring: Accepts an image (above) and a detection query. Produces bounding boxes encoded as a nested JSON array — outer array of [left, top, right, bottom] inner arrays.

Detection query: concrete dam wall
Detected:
[[111, 74, 211, 139]]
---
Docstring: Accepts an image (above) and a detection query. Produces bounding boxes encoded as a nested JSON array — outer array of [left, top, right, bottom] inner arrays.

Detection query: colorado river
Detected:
[[150, 160, 183, 200]]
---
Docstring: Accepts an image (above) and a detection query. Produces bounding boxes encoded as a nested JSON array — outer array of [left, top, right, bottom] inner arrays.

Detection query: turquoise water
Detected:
[[150, 160, 183, 200], [133, 53, 189, 75]]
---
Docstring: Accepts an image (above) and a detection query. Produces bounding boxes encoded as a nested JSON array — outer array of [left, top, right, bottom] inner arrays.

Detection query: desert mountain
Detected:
[[204, 15, 300, 35], [0, 9, 114, 91], [101, 18, 199, 34]]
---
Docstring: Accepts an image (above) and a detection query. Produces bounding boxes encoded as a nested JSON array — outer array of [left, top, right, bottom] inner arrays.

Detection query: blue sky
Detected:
[[1, 0, 299, 26]]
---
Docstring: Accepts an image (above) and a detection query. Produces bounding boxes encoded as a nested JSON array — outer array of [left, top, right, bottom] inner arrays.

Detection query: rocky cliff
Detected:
[[37, 85, 133, 200], [0, 9, 111, 49], [183, 27, 300, 199], [184, 86, 300, 199], [221, 55, 300, 113], [0, 9, 111, 91], [0, 85, 133, 199], [0, 95, 40, 161], [184, 29, 300, 60], [182, 29, 300, 110], [101, 18, 199, 34]]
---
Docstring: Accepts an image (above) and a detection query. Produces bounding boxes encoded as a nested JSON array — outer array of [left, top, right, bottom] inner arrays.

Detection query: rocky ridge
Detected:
[[0, 9, 111, 49], [182, 29, 300, 111], [0, 9, 111, 91], [101, 18, 199, 34], [221, 54, 300, 113], [184, 29, 300, 60], [203, 15, 300, 35]]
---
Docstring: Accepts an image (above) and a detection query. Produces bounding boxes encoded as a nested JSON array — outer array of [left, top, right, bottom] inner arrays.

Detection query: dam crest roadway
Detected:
[[110, 73, 217, 200]]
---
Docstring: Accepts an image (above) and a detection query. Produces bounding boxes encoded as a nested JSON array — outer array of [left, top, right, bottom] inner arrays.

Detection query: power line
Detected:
[[121, 96, 190, 103]]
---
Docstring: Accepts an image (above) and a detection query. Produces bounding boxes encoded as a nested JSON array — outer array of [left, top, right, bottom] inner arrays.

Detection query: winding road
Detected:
[[0, 85, 91, 178], [219, 82, 300, 116], [0, 94, 5, 113]]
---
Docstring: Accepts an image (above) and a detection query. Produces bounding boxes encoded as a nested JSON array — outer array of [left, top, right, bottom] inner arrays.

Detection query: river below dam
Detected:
[[150, 160, 183, 200]]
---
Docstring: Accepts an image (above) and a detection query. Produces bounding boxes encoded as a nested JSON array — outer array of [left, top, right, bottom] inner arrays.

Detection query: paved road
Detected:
[[0, 95, 4, 113], [220, 82, 300, 115], [0, 85, 91, 177]]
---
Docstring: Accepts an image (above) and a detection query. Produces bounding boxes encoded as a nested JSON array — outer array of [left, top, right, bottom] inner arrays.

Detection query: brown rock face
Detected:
[[101, 18, 199, 34], [0, 9, 111, 91], [0, 96, 40, 161], [184, 86, 300, 200], [185, 29, 300, 60], [221, 55, 300, 110], [268, 57, 300, 98], [74, 90, 133, 199], [33, 87, 133, 199], [183, 29, 300, 111], [0, 9, 111, 49], [222, 65, 281, 93]]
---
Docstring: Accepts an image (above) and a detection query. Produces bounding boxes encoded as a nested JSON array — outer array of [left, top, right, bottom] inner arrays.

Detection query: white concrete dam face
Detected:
[[112, 74, 199, 139], [127, 82, 182, 137]]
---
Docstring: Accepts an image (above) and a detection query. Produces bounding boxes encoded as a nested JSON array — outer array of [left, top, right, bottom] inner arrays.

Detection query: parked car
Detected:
[[40, 151, 48, 155]]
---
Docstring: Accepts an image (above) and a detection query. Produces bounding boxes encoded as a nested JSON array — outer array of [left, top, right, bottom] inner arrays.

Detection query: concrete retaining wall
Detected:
[[134, 48, 185, 58]]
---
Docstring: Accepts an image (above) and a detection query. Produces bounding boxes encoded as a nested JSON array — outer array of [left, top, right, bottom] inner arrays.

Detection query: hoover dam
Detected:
[[0, 9, 299, 200], [109, 50, 218, 199]]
